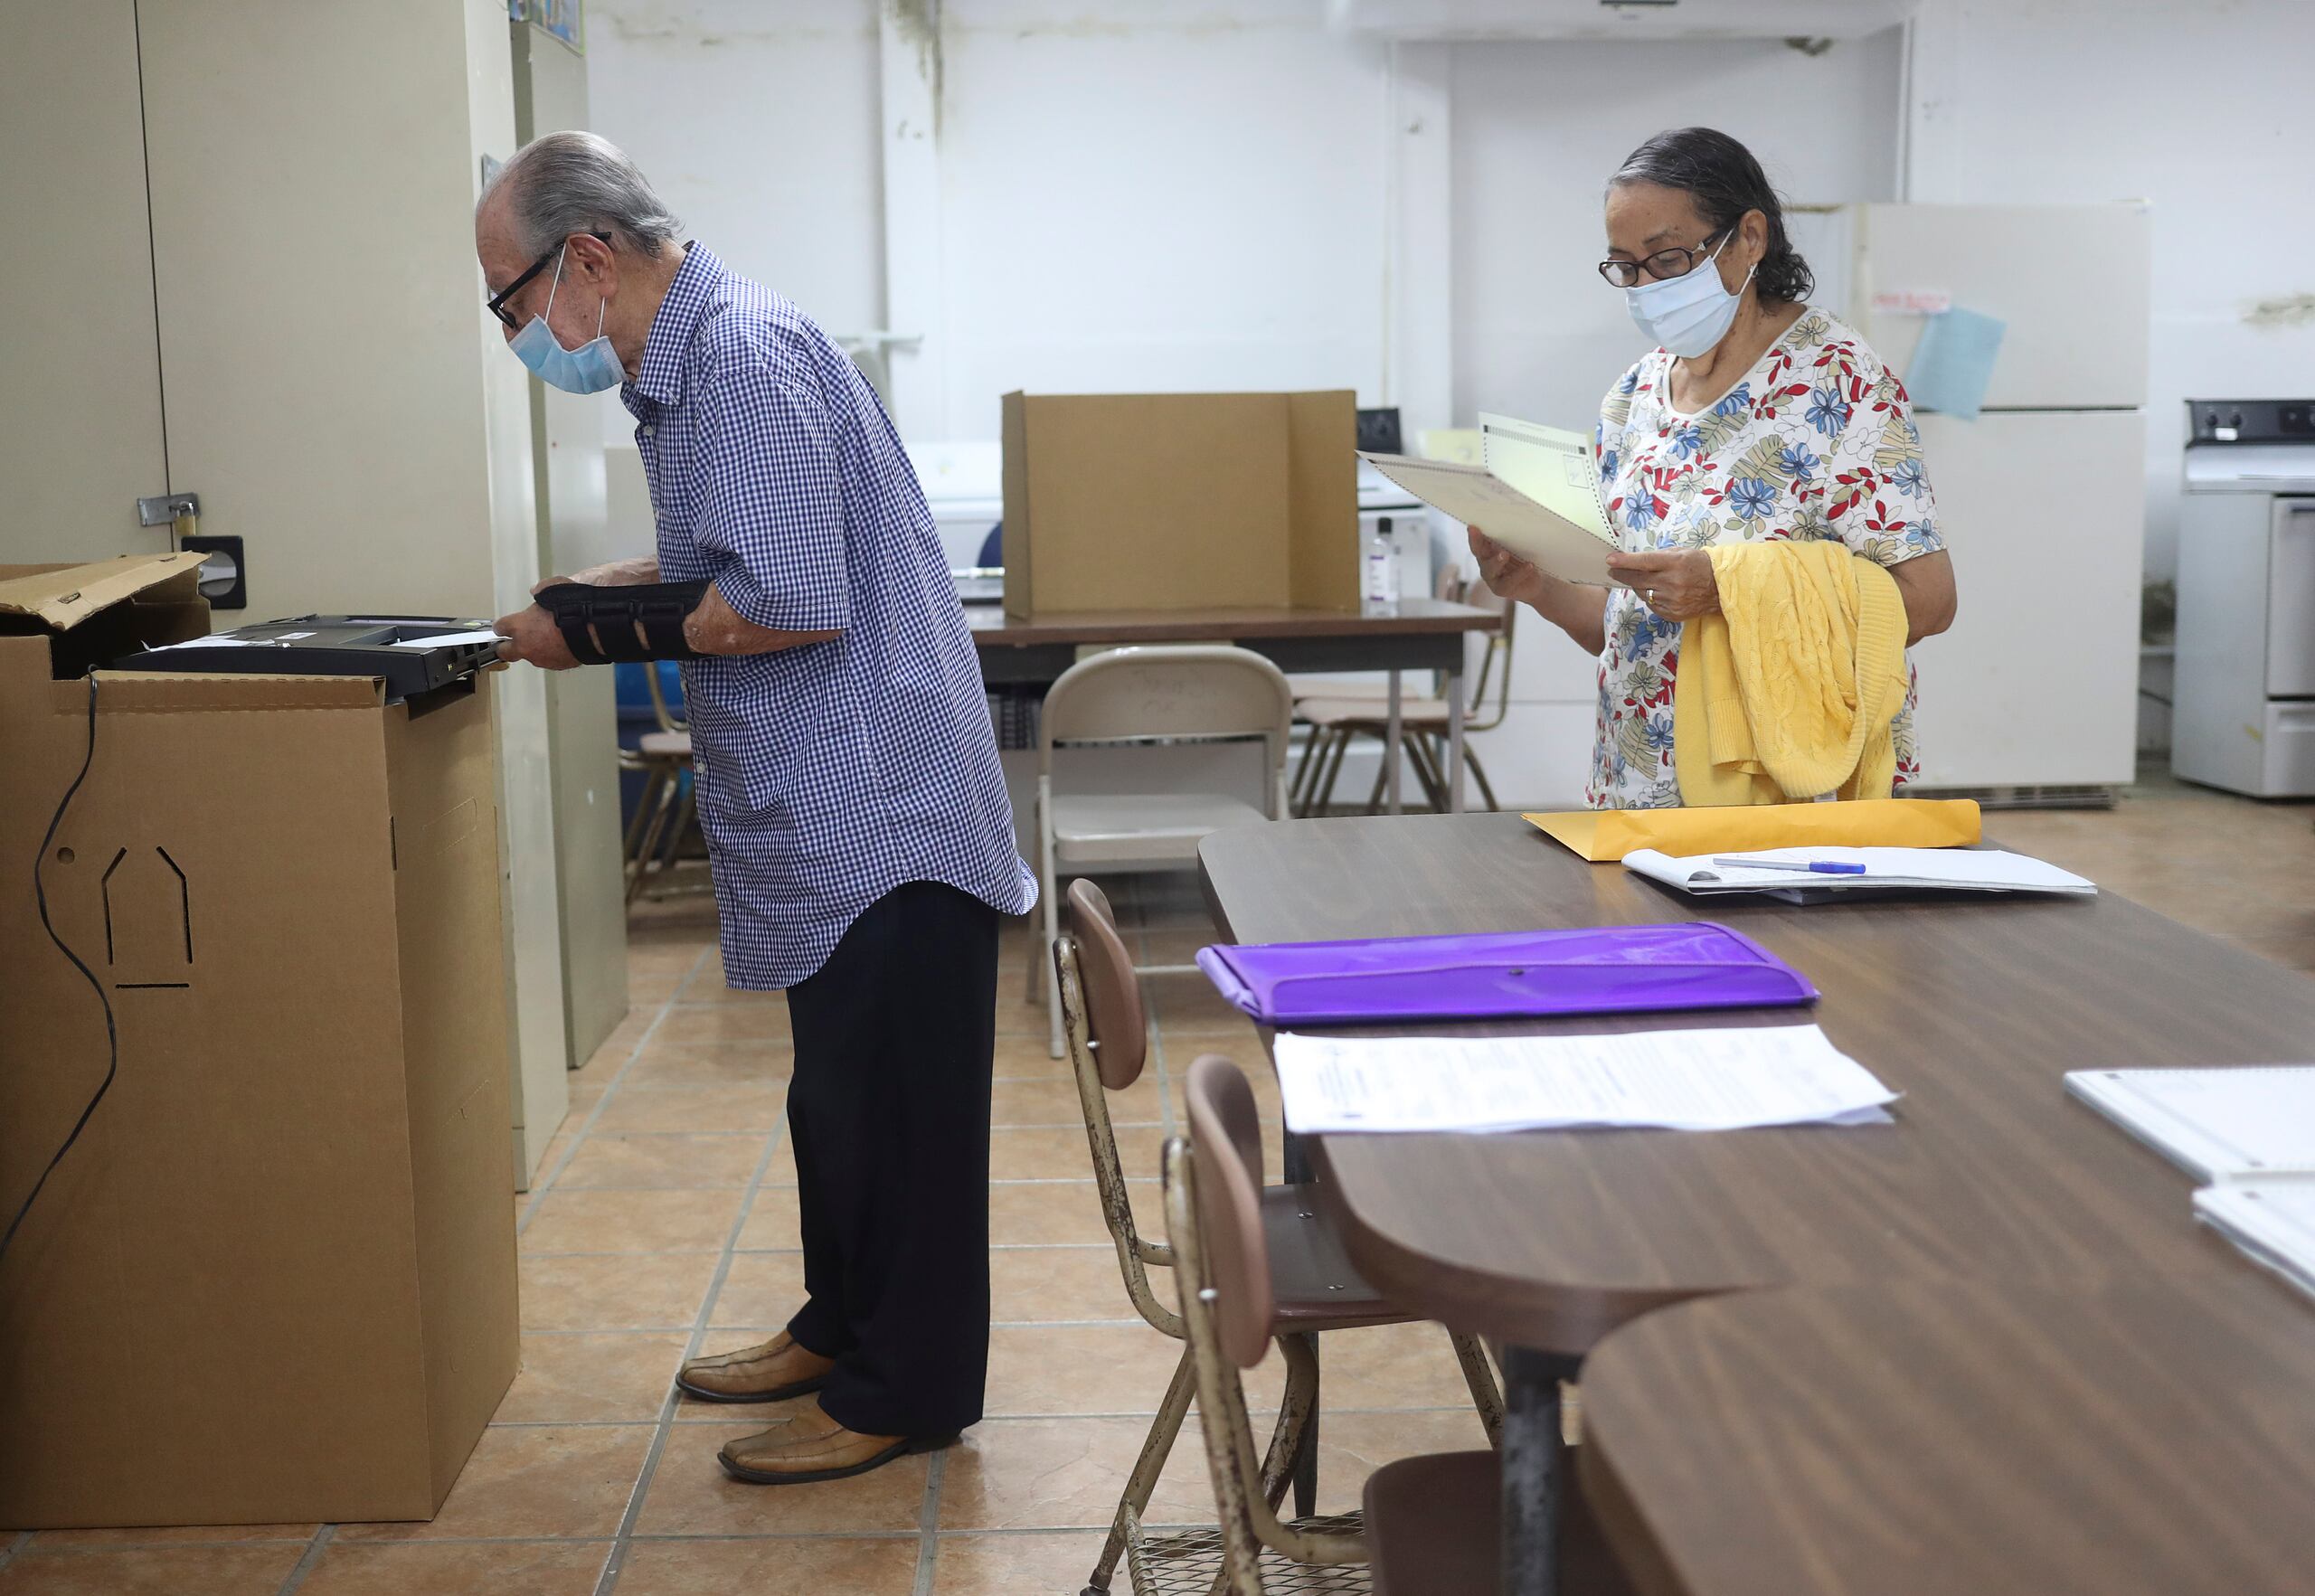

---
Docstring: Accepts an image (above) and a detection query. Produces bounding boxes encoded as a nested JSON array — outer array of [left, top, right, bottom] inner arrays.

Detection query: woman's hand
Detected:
[[1607, 547, 1719, 621], [1468, 526, 1547, 607]]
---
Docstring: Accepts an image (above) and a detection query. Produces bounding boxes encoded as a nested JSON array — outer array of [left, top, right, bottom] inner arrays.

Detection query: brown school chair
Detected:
[[1054, 883, 1504, 1596]]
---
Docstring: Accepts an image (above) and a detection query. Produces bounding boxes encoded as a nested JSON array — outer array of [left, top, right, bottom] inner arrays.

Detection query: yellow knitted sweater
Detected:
[[1673, 541, 1910, 806]]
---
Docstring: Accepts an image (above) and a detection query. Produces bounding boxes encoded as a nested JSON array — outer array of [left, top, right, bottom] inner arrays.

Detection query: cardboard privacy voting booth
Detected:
[[0, 554, 517, 1527], [999, 390, 1361, 618]]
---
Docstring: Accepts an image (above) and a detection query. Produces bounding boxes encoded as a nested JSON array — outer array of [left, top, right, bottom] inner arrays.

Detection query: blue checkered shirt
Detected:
[[622, 244, 1034, 987]]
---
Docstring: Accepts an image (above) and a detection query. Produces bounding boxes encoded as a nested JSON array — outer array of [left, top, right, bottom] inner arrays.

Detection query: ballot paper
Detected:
[[388, 628, 504, 649], [1624, 846, 2094, 902], [1271, 1023, 1897, 1136], [1358, 411, 1620, 586], [2195, 1183, 2315, 1306], [2067, 1066, 2315, 1184]]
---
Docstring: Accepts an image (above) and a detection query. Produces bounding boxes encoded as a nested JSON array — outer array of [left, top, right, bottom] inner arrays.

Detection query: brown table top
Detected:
[[1577, 1273, 2315, 1596], [1196, 812, 2315, 1350], [966, 597, 1500, 647]]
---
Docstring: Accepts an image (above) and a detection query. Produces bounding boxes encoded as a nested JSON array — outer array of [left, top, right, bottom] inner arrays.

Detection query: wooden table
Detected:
[[1579, 1274, 2315, 1596], [969, 600, 1500, 812], [1196, 811, 2315, 1594]]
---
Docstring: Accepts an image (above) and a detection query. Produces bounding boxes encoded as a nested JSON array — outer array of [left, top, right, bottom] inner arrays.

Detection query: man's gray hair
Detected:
[[482, 130, 681, 259]]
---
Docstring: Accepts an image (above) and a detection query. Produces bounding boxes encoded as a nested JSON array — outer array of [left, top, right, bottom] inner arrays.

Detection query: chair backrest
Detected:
[[1181, 1055, 1275, 1370], [1064, 879, 1146, 1090], [1164, 1096, 1365, 1588], [1040, 646, 1293, 796], [1054, 881, 1177, 1338]]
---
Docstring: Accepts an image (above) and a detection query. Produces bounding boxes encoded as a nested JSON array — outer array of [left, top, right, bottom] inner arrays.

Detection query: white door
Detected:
[[1906, 409, 2146, 790], [1856, 203, 2150, 411], [0, 3, 170, 565]]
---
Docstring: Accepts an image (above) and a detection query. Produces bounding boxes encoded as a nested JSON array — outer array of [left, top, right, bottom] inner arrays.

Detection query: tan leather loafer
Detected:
[[716, 1400, 957, 1486], [677, 1330, 835, 1404]]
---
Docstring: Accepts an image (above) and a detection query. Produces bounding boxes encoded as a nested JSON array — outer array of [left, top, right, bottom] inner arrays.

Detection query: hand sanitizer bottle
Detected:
[[1365, 516, 1402, 616]]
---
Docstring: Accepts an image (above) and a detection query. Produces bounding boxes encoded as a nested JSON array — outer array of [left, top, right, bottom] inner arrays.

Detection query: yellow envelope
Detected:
[[1524, 798, 1983, 863]]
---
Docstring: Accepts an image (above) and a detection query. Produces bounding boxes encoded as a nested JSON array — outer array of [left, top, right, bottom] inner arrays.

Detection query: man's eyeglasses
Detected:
[[486, 231, 610, 328], [1597, 230, 1729, 289]]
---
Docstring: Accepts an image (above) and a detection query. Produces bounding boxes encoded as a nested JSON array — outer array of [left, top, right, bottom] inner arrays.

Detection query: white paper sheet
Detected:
[[2067, 1066, 2315, 1183], [1272, 1023, 1897, 1136], [2196, 1183, 2315, 1305], [1624, 846, 2095, 899], [389, 628, 504, 649]]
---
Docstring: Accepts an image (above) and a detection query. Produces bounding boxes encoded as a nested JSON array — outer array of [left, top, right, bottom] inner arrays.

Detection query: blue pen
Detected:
[[1713, 856, 1867, 875]]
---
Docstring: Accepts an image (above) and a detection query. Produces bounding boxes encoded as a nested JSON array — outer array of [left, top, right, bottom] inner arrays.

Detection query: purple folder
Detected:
[[1194, 921, 1817, 1026]]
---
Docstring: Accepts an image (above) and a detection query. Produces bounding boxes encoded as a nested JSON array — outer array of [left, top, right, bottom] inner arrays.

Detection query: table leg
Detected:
[[1500, 1346, 1581, 1596], [1385, 669, 1404, 815], [1446, 665, 1467, 815]]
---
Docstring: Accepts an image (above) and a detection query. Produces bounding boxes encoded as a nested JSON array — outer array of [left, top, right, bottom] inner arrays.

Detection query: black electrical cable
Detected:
[[0, 674, 118, 1266]]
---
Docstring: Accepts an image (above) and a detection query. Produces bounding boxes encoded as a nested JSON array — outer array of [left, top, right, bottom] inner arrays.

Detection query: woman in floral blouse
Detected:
[[1473, 127, 1959, 808]]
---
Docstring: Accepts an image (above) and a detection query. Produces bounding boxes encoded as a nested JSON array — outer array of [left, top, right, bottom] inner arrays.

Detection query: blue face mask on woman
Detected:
[[1625, 233, 1756, 360], [508, 245, 626, 394]]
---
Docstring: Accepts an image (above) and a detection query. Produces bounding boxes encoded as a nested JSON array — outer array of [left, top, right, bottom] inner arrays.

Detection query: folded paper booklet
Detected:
[[1271, 1023, 1898, 1136], [2195, 1183, 2315, 1306], [1360, 412, 1620, 586], [1625, 846, 2095, 902], [2067, 1066, 2315, 1184]]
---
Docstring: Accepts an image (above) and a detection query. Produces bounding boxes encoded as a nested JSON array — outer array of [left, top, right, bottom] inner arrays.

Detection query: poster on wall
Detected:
[[518, 0, 583, 53]]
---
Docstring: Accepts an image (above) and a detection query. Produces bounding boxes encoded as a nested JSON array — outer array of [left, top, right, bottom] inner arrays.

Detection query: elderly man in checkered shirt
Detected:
[[480, 133, 1035, 1487]]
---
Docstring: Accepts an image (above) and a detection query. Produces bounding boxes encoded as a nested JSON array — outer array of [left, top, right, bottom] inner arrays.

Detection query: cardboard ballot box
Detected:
[[0, 554, 517, 1527], [1000, 389, 1360, 618]]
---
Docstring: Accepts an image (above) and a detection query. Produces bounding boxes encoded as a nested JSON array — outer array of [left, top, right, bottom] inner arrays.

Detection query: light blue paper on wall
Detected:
[[1904, 307, 2007, 421]]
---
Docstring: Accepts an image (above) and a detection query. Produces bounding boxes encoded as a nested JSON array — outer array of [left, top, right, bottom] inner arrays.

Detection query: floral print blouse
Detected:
[[1587, 307, 1944, 808]]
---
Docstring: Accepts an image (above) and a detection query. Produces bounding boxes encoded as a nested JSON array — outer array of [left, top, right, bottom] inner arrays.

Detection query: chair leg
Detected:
[[1449, 1329, 1507, 1447], [1468, 746, 1500, 814], [620, 764, 662, 861], [654, 783, 697, 887], [1407, 733, 1450, 813], [627, 772, 679, 905], [1289, 1332, 1319, 1519], [1083, 1346, 1196, 1596], [1042, 810, 1064, 1061], [1261, 1334, 1322, 1512], [1310, 728, 1351, 815], [1289, 725, 1323, 815]]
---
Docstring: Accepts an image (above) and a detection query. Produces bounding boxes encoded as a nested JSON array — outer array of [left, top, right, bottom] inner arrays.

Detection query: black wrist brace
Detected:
[[535, 580, 711, 664]]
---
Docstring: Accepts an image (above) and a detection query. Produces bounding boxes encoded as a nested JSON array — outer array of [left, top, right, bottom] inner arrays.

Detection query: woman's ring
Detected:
[[1646, 588, 1657, 605]]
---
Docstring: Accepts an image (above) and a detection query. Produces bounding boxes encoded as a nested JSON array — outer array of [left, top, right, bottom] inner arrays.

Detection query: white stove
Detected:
[[2174, 399, 2315, 797]]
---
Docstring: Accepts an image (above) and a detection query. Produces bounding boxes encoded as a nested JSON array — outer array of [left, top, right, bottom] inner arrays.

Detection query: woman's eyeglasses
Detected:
[[486, 231, 611, 328], [1597, 230, 1728, 289]]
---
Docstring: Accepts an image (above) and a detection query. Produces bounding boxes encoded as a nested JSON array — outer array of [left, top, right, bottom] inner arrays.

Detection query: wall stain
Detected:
[[2244, 293, 2315, 328], [887, 0, 945, 140]]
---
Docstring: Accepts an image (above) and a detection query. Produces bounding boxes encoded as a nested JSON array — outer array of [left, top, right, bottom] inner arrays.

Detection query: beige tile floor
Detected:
[[4, 770, 2308, 1595]]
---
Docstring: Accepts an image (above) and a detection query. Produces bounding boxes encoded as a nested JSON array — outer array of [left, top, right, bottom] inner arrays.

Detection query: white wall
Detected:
[[1905, 0, 2315, 583]]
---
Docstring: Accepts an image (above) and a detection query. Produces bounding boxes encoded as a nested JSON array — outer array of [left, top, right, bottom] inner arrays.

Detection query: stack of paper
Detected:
[[2067, 1065, 2315, 1307], [2196, 1185, 2315, 1303], [1271, 1023, 1896, 1136], [1625, 846, 2094, 902], [2066, 1067, 2315, 1183]]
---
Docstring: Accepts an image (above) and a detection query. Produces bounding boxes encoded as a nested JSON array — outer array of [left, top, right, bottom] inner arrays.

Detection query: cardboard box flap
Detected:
[[0, 553, 208, 632], [87, 670, 388, 713]]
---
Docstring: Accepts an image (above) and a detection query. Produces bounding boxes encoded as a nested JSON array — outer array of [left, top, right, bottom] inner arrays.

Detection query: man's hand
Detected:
[[495, 599, 581, 669], [1607, 547, 1719, 621]]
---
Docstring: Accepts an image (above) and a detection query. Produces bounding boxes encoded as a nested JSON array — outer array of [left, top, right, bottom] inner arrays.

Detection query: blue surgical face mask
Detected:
[[1625, 233, 1756, 360], [507, 246, 625, 394]]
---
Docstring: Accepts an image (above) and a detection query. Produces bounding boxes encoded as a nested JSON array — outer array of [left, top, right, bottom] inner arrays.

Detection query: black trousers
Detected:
[[782, 879, 1000, 1438]]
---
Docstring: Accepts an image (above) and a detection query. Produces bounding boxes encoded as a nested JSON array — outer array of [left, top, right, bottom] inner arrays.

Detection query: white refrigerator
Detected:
[[1794, 202, 2154, 794]]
